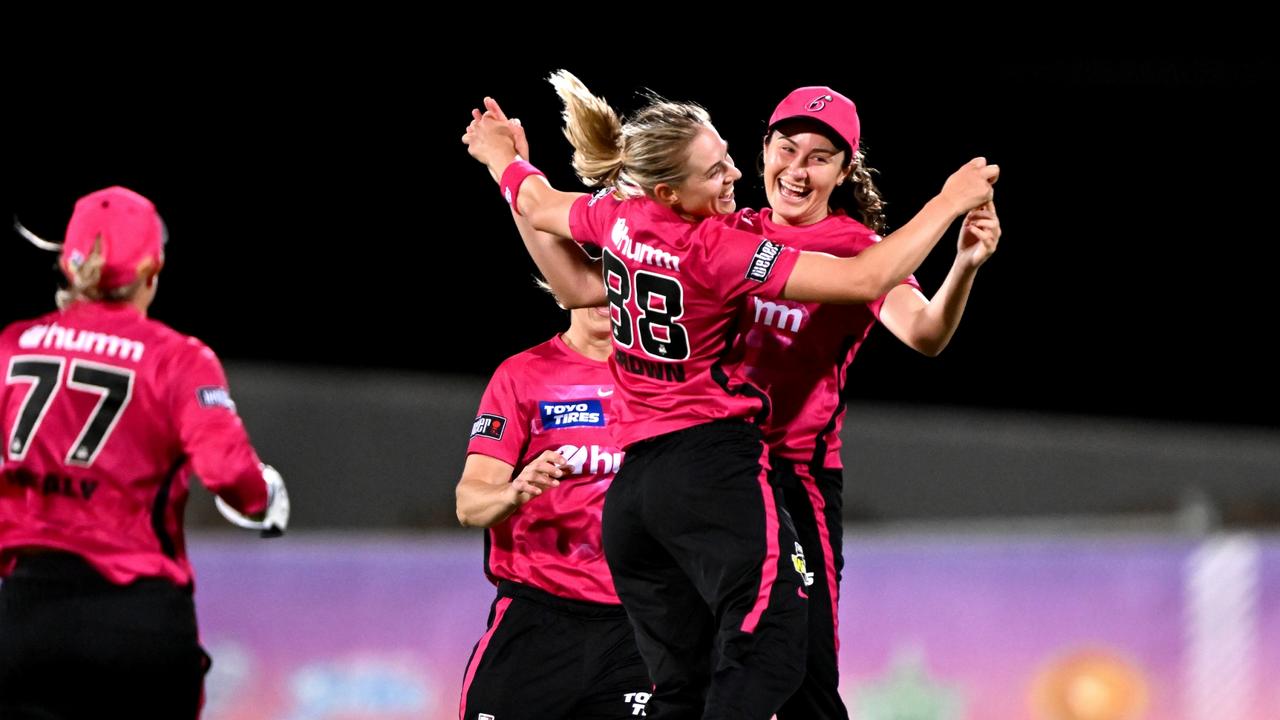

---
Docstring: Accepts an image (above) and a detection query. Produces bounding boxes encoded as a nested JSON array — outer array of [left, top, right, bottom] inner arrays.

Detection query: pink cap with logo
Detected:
[[768, 86, 860, 154], [61, 186, 165, 290]]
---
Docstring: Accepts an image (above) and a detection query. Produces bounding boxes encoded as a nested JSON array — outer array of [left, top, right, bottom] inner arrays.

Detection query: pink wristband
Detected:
[[499, 159, 546, 215]]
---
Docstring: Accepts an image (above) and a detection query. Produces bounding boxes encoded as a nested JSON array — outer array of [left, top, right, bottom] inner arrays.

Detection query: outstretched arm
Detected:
[[782, 158, 999, 304], [880, 202, 1001, 356]]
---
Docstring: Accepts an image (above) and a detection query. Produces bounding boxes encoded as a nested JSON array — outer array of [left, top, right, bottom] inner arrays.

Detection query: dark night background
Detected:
[[2, 49, 1274, 429]]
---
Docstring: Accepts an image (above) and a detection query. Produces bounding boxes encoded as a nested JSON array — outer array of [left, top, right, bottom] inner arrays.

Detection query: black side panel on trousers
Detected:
[[0, 552, 207, 720], [604, 420, 808, 720], [775, 463, 849, 720], [460, 584, 652, 720]]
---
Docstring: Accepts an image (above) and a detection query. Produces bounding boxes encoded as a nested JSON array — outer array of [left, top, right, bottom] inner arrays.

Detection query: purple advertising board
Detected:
[[190, 533, 1279, 720]]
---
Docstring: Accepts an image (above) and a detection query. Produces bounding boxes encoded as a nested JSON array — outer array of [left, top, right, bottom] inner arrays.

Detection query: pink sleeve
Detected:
[[699, 224, 800, 302], [465, 361, 527, 468], [568, 190, 622, 247], [847, 233, 922, 319], [167, 338, 267, 515], [868, 273, 922, 319]]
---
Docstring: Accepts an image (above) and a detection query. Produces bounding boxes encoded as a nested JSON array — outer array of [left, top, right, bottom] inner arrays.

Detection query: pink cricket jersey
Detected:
[[569, 193, 799, 449], [1, 302, 268, 587], [742, 209, 920, 467], [466, 334, 623, 604]]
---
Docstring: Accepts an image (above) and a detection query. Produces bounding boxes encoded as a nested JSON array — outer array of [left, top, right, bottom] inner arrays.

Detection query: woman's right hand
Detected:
[[479, 97, 531, 161], [507, 449, 569, 506], [462, 97, 520, 179], [939, 157, 1000, 216], [956, 201, 1001, 269]]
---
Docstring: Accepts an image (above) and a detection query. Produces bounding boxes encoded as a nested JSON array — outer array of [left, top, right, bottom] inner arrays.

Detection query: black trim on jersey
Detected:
[[708, 319, 772, 426], [483, 528, 493, 582], [808, 334, 861, 470], [150, 456, 185, 559]]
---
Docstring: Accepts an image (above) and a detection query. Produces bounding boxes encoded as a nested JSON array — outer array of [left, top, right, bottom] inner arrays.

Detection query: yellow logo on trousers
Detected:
[[791, 542, 815, 586]]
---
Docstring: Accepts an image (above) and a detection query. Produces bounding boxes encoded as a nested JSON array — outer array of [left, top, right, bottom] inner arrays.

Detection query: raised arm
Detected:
[[463, 97, 585, 240], [781, 157, 999, 304], [511, 210, 606, 308], [499, 110, 606, 308]]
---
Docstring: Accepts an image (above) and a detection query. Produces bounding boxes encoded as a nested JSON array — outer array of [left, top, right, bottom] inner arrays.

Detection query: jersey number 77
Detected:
[[6, 356, 134, 467]]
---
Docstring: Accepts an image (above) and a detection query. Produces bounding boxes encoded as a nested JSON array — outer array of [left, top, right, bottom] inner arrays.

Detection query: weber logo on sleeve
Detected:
[[471, 414, 507, 440], [746, 239, 784, 282], [196, 386, 236, 411]]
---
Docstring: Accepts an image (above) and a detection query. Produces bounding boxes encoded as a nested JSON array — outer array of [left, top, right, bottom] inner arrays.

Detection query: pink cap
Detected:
[[768, 86, 860, 154], [62, 186, 165, 290]]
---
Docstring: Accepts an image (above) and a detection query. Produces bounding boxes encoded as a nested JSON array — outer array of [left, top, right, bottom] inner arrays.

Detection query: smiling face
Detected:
[[762, 119, 852, 227], [657, 124, 742, 220]]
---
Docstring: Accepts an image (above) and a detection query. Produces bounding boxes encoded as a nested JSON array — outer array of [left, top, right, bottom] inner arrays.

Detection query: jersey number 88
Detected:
[[603, 250, 690, 361]]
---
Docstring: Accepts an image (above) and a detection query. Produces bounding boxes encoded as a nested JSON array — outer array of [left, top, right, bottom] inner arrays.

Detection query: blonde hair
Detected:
[[532, 276, 565, 310], [549, 70, 711, 198], [56, 237, 147, 309]]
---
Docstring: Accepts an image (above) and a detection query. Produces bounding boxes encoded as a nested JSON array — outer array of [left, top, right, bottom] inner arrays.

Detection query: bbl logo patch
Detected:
[[746, 239, 784, 282], [539, 399, 605, 428], [471, 414, 507, 440], [196, 386, 236, 411]]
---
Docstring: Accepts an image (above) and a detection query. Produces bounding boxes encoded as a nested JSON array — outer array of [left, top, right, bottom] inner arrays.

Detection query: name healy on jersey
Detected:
[[539, 399, 606, 429], [4, 468, 99, 502]]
